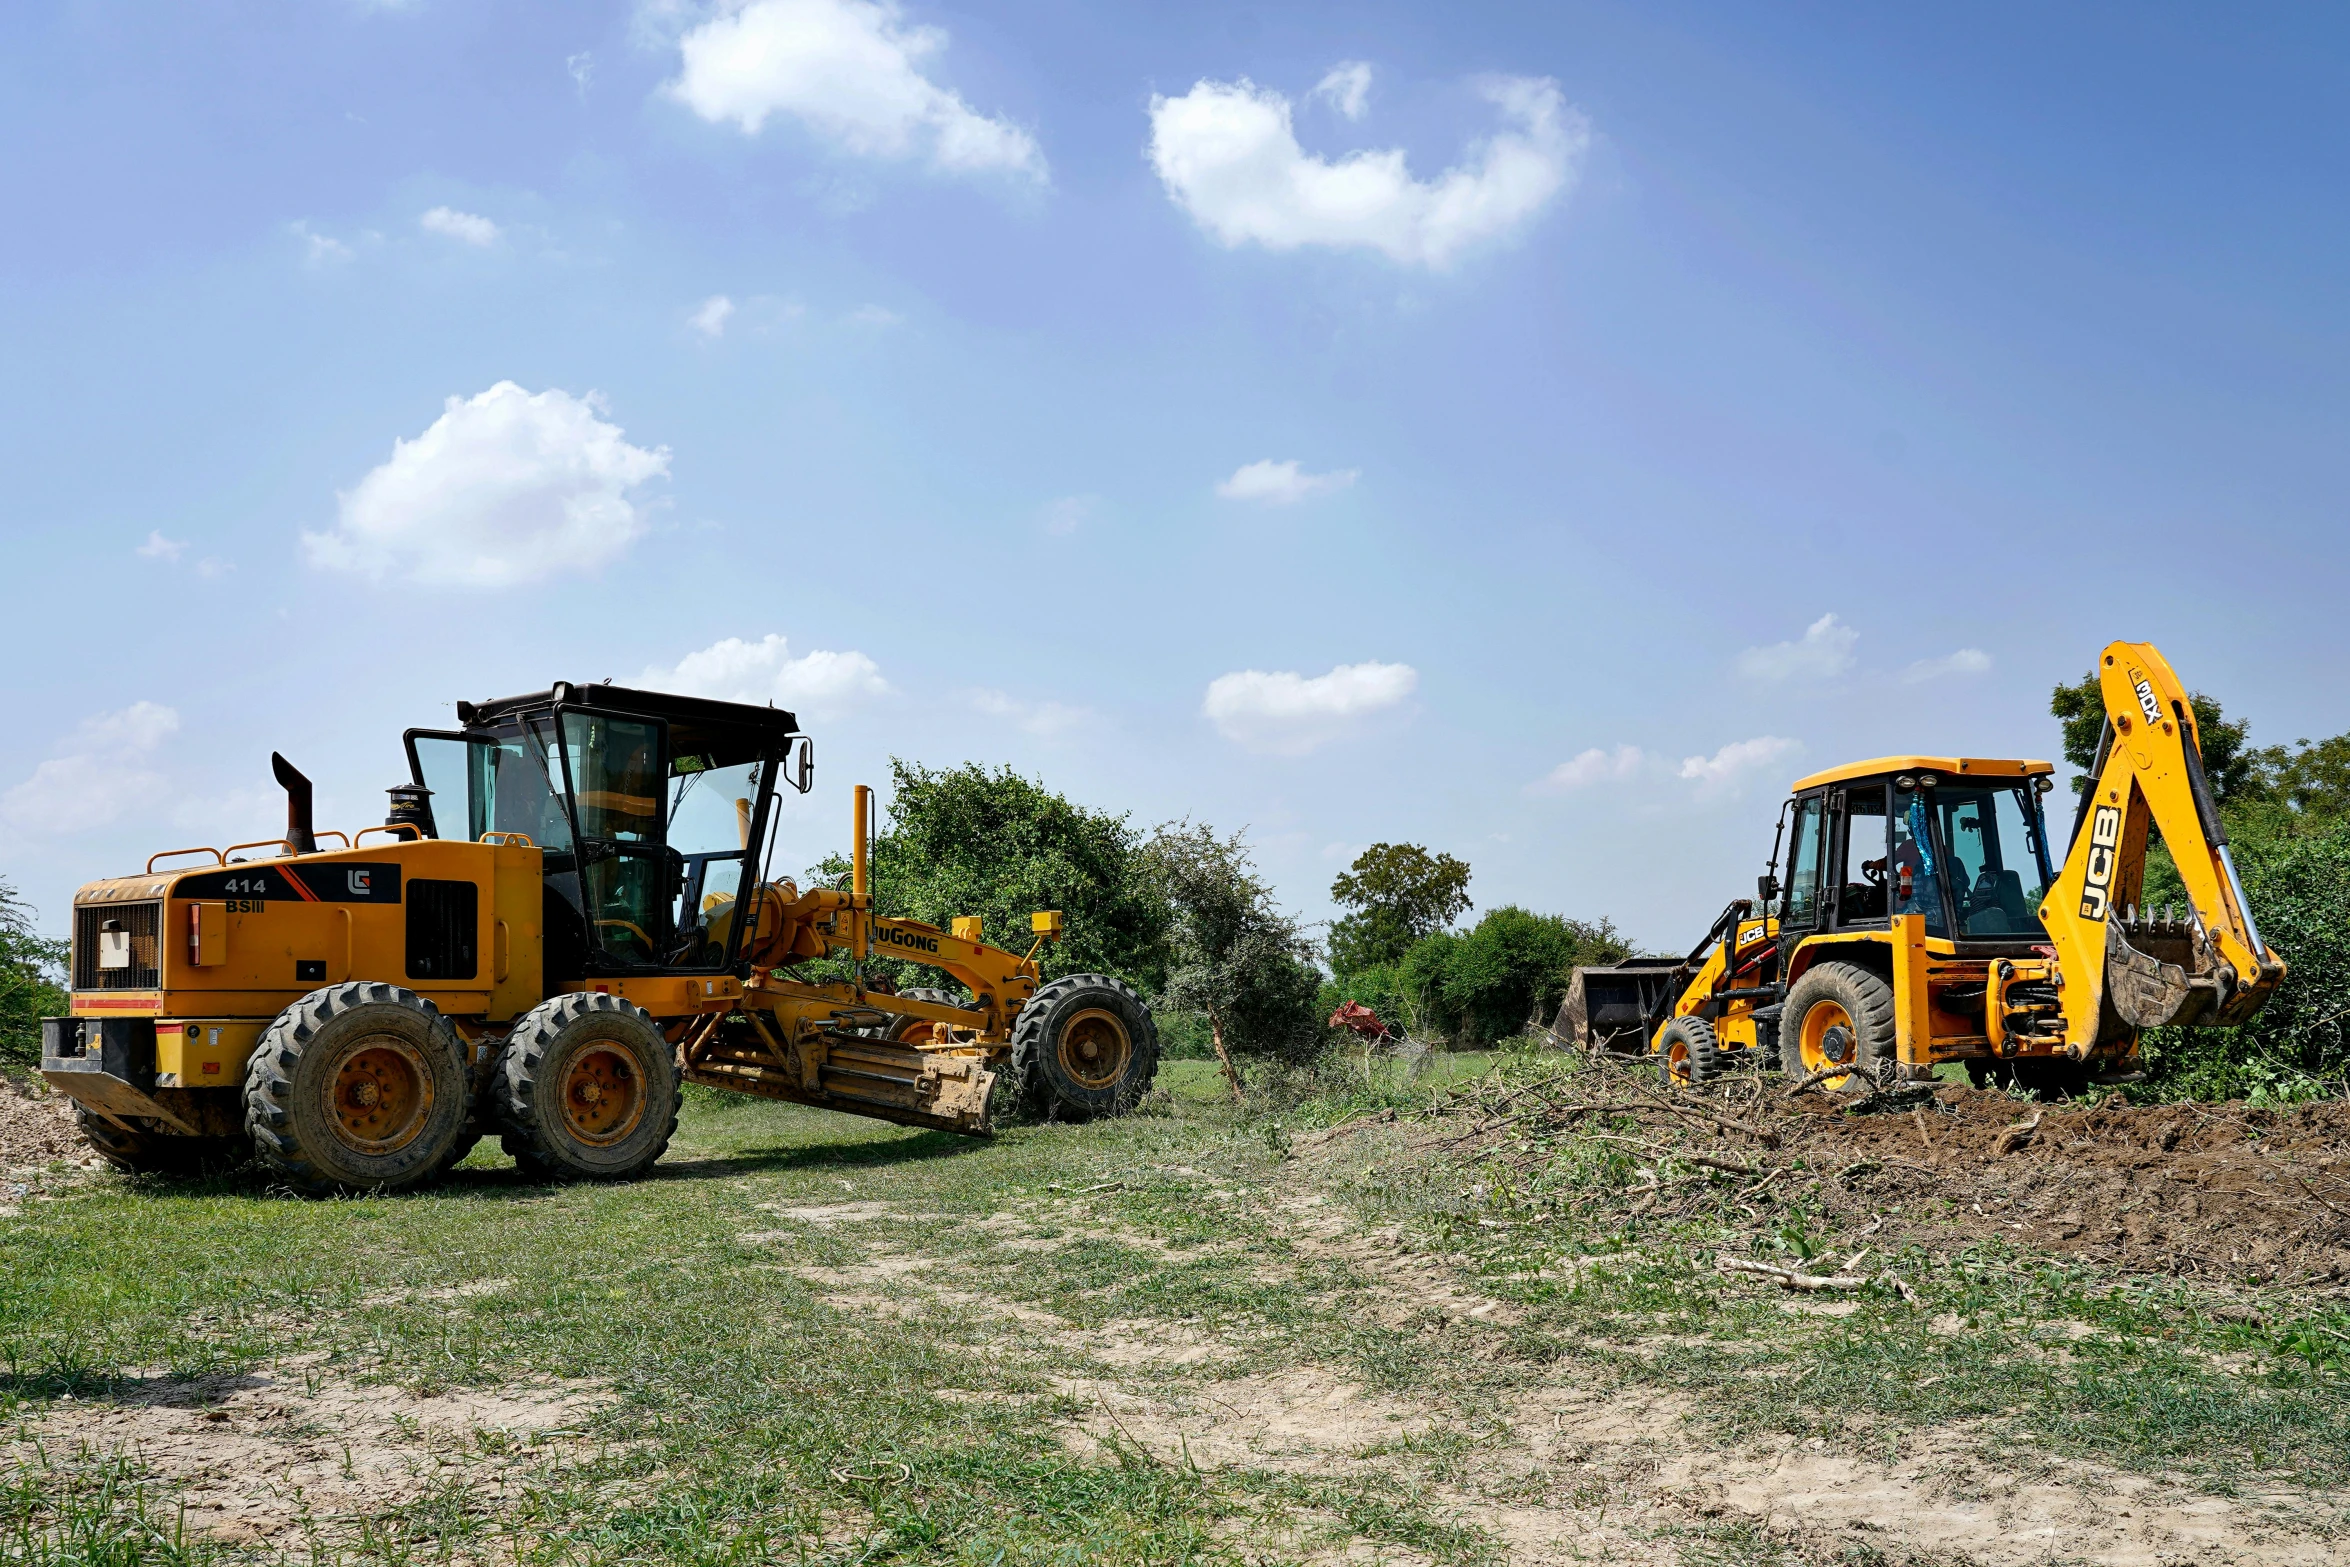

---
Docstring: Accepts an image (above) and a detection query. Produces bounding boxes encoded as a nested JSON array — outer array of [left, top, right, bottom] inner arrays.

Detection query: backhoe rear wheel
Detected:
[[1655, 1016, 1721, 1085], [1008, 975, 1158, 1121], [74, 1106, 242, 1176], [1782, 962, 1897, 1090], [242, 983, 470, 1193], [496, 993, 678, 1181]]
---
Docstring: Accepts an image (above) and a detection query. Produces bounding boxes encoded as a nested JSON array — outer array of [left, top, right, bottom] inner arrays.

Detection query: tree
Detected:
[[1401, 906, 1631, 1048], [2050, 672, 2259, 800], [1327, 843, 1473, 974], [1, 878, 67, 1075], [814, 760, 1173, 994], [1144, 823, 1324, 1099]]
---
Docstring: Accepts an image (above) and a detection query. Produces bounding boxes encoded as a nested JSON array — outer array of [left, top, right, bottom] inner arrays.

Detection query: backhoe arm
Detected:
[[2040, 642, 2284, 1050]]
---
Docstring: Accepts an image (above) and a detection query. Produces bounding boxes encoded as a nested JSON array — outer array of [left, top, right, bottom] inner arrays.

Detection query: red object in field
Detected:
[[1327, 1001, 1392, 1040]]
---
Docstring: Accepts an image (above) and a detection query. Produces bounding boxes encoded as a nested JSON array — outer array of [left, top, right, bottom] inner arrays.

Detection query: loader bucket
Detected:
[[2104, 917, 2225, 1030], [1555, 959, 1683, 1052]]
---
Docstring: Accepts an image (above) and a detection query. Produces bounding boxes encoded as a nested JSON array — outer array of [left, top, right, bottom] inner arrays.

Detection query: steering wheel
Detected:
[[1860, 858, 1886, 888]]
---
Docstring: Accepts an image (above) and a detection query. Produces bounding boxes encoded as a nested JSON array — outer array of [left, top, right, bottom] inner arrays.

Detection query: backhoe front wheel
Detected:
[[496, 994, 678, 1181], [1654, 1016, 1721, 1086], [1008, 975, 1159, 1121], [243, 983, 470, 1193], [1782, 962, 1897, 1089]]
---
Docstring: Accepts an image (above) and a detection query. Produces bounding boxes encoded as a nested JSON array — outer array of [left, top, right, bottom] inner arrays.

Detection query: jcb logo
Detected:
[[2079, 805, 2121, 920], [875, 926, 940, 955]]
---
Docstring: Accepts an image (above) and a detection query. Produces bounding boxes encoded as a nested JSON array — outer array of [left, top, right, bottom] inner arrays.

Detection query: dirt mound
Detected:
[[0, 1074, 93, 1175], [1786, 1086, 2350, 1285]]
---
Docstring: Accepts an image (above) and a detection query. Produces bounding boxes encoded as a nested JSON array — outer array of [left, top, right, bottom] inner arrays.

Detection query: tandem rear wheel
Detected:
[[496, 993, 679, 1181], [242, 982, 472, 1193]]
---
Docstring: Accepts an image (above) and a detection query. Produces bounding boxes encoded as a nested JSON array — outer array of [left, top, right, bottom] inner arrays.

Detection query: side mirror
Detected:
[[1757, 873, 1780, 904], [788, 737, 815, 795]]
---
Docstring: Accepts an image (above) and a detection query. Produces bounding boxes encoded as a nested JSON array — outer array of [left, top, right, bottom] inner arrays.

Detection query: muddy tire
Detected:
[[495, 993, 678, 1181], [243, 983, 470, 1193], [1654, 1015, 1721, 1086], [1783, 962, 1897, 1089], [1007, 974, 1158, 1121], [73, 1106, 242, 1176]]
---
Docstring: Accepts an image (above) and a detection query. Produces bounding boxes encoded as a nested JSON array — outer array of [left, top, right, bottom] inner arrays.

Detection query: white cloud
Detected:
[[1311, 61, 1373, 121], [1215, 458, 1359, 505], [1147, 72, 1585, 268], [1203, 661, 1417, 754], [306, 382, 670, 588], [666, 0, 1045, 182], [970, 688, 1090, 739], [291, 221, 354, 266], [567, 51, 596, 96], [1040, 494, 1096, 536], [1736, 613, 1858, 682], [690, 294, 736, 338], [1678, 736, 1801, 791], [1902, 648, 1993, 683], [137, 531, 187, 562], [420, 206, 501, 246], [0, 702, 181, 836], [847, 303, 902, 327], [645, 633, 889, 719], [1528, 744, 1645, 794]]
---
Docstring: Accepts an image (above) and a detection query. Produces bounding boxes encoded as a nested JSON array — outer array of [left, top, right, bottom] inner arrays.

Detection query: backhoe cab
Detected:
[[1576, 641, 2284, 1097], [43, 681, 1159, 1191]]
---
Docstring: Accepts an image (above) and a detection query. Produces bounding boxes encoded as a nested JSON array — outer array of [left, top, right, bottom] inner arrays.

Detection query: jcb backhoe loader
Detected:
[[40, 681, 1158, 1190], [1565, 642, 2284, 1095]]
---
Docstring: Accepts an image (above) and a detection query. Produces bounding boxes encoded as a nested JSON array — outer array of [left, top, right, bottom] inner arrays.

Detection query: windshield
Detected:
[[1927, 784, 2054, 938]]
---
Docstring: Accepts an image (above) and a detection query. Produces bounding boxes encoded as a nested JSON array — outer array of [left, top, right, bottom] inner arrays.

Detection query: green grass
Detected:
[[4, 1052, 2347, 1564]]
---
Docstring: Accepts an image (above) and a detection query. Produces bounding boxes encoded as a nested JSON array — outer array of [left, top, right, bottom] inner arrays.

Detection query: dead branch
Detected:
[[1715, 1256, 1867, 1292]]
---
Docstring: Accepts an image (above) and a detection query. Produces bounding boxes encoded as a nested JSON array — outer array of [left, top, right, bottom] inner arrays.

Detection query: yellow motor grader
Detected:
[[1568, 641, 2284, 1095], [41, 681, 1157, 1189]]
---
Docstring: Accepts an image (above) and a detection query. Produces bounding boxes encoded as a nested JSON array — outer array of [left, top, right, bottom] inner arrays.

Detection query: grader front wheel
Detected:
[[1009, 975, 1159, 1121]]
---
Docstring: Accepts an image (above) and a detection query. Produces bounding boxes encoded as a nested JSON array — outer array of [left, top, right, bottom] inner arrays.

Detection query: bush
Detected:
[[1400, 906, 1631, 1049], [1146, 824, 1326, 1072], [1, 879, 67, 1076], [2138, 815, 2350, 1101]]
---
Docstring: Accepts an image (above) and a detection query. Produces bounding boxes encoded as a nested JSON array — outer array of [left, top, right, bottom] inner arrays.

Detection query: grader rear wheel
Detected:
[[1008, 974, 1158, 1121], [496, 993, 678, 1181], [242, 982, 470, 1193]]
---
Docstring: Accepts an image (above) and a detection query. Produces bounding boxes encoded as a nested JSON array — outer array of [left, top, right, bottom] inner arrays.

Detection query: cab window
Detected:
[[1783, 795, 1826, 929], [1833, 784, 1890, 926]]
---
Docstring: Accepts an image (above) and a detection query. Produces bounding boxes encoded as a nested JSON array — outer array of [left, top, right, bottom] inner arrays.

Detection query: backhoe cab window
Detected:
[[1890, 787, 1949, 937], [1927, 785, 2053, 938], [1833, 786, 1890, 926]]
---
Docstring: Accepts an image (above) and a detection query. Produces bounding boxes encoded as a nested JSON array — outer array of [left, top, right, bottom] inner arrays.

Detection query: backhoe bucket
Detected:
[[2104, 917, 2227, 1031]]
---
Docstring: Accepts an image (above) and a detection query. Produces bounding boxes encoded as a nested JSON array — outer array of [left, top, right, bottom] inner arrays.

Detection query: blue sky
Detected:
[[3, 1, 2345, 952]]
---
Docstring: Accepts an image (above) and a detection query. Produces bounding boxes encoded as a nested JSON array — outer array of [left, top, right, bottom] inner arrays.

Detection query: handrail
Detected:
[[479, 832, 537, 848], [226, 838, 294, 860], [356, 824, 421, 846], [146, 846, 226, 874], [313, 830, 353, 849]]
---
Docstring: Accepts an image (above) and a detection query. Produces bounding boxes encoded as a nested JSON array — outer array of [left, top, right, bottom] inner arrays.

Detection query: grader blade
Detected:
[[682, 1024, 996, 1137]]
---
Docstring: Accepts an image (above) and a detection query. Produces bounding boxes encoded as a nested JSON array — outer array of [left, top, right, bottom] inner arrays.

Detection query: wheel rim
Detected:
[[1663, 1033, 1692, 1084], [1799, 1000, 1857, 1084], [561, 1042, 647, 1146], [1057, 1007, 1132, 1091], [327, 1036, 436, 1155]]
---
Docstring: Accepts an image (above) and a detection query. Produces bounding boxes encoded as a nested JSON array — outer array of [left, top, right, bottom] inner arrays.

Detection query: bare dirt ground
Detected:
[[5, 1361, 604, 1544], [0, 1074, 89, 1179]]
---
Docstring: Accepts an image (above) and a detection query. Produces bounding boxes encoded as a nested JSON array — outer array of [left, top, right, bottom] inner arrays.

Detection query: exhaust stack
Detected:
[[272, 752, 318, 855]]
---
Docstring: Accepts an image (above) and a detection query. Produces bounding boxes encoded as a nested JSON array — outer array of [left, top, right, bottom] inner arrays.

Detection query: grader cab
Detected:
[[1575, 641, 2285, 1097], [43, 681, 1158, 1190]]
